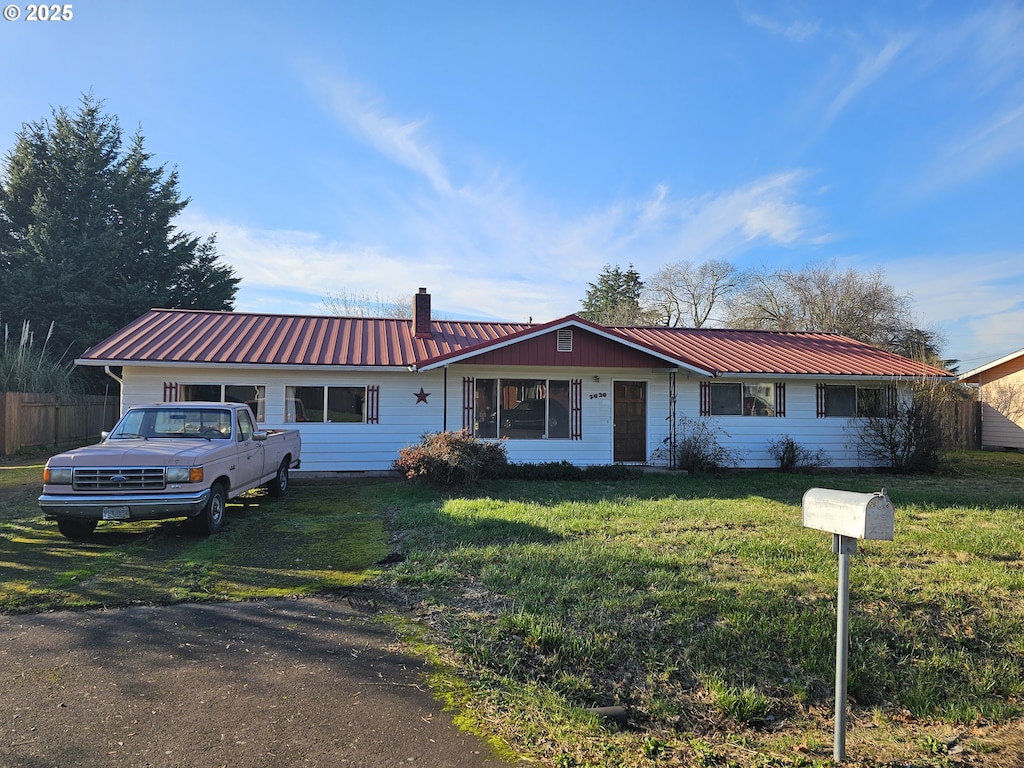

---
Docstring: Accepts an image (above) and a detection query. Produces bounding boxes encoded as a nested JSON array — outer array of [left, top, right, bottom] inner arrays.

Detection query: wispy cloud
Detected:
[[906, 3, 1024, 195], [881, 251, 1024, 365], [738, 5, 819, 42], [187, 169, 829, 322], [930, 104, 1024, 187], [312, 73, 454, 195], [204, 69, 832, 322], [824, 36, 908, 124]]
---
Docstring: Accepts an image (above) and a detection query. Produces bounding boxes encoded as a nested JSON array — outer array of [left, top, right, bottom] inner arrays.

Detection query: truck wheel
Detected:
[[191, 483, 226, 535], [56, 518, 98, 540], [267, 460, 290, 498]]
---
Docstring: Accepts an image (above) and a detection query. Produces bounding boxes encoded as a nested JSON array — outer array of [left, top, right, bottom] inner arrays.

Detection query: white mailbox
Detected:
[[802, 488, 894, 541]]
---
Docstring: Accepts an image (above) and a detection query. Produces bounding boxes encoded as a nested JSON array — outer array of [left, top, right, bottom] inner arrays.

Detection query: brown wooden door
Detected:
[[613, 381, 646, 462]]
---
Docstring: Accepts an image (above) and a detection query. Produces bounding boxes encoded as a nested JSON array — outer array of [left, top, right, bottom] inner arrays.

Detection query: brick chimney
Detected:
[[414, 288, 432, 338]]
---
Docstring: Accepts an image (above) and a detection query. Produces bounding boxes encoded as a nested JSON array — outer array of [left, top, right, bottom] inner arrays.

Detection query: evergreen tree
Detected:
[[579, 264, 653, 326], [0, 94, 238, 361]]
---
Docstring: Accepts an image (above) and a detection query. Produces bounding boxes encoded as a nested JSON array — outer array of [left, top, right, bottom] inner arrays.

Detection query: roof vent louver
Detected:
[[557, 329, 573, 353]]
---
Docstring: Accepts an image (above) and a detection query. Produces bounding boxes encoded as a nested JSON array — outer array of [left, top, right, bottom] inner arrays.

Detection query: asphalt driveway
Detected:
[[1, 597, 520, 768]]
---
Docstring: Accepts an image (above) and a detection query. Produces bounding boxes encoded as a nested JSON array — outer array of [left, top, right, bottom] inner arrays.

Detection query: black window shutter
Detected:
[[775, 382, 786, 417], [462, 377, 475, 431]]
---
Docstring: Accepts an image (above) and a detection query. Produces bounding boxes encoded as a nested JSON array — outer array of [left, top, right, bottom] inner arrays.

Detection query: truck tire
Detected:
[[267, 459, 290, 498], [191, 482, 226, 535], [56, 518, 98, 540]]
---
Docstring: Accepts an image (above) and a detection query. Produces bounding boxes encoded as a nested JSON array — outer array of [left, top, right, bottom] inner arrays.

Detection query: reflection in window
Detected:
[[475, 379, 497, 438], [285, 386, 367, 423], [856, 387, 885, 417], [822, 385, 885, 418], [472, 378, 570, 439], [709, 382, 775, 416], [180, 384, 266, 422]]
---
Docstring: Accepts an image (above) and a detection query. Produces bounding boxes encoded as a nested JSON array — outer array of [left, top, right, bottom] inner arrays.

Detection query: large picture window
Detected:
[[180, 384, 266, 423], [285, 385, 375, 423], [472, 378, 571, 439]]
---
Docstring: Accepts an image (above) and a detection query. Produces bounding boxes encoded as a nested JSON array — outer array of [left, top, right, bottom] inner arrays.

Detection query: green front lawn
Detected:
[[3, 451, 1023, 766]]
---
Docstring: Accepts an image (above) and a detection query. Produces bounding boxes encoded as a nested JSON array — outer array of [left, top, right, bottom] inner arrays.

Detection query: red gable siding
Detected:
[[465, 328, 670, 368]]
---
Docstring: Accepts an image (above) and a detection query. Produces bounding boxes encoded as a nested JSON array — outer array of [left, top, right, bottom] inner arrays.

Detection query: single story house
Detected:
[[959, 348, 1024, 451], [76, 289, 953, 473]]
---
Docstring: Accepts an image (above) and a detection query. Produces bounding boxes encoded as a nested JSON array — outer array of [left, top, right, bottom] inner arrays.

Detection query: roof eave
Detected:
[[958, 347, 1024, 382], [75, 359, 414, 373]]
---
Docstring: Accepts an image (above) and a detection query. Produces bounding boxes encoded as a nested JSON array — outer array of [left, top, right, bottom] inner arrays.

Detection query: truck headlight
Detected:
[[166, 466, 204, 483], [43, 467, 73, 485]]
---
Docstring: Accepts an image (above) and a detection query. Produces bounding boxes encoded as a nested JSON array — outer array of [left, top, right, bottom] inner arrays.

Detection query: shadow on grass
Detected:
[[377, 467, 1024, 728]]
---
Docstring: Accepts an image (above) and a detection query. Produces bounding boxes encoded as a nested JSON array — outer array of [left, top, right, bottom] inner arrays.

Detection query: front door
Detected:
[[613, 381, 647, 462]]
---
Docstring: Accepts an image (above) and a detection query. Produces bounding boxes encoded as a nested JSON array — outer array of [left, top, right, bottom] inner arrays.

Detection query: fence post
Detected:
[[0, 392, 8, 455]]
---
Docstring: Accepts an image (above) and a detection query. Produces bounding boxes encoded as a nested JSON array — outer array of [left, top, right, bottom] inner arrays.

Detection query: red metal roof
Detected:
[[77, 308, 953, 378], [610, 326, 951, 378], [77, 309, 530, 368]]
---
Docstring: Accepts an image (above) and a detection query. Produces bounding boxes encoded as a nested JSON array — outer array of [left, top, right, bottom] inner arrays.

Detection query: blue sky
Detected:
[[2, 1, 1023, 369]]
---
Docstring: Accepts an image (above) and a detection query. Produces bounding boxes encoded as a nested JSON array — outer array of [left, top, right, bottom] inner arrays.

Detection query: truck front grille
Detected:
[[73, 467, 166, 491]]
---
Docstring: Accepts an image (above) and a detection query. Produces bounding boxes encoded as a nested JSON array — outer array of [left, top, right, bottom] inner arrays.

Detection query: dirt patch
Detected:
[[0, 596, 520, 768]]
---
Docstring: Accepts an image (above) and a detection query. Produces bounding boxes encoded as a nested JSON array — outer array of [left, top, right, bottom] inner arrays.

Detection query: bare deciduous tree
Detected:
[[722, 260, 925, 353], [645, 259, 746, 327], [320, 290, 413, 318]]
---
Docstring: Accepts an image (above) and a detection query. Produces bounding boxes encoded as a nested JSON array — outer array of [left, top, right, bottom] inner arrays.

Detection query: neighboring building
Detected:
[[76, 289, 953, 473], [959, 348, 1024, 451]]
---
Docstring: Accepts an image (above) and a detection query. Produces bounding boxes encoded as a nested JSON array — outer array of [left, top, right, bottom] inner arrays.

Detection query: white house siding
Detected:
[[119, 366, 453, 474], [444, 365, 670, 467], [116, 366, 891, 473], [673, 376, 879, 469], [119, 365, 649, 473]]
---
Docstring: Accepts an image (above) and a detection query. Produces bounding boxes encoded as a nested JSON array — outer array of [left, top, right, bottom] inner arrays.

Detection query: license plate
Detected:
[[102, 506, 130, 520]]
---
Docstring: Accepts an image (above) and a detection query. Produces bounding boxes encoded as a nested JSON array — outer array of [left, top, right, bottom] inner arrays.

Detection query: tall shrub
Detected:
[[393, 430, 508, 489], [857, 381, 947, 473]]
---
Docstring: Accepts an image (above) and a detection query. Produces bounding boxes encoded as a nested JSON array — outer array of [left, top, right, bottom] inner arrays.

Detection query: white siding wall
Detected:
[[121, 366, 452, 473], [118, 366, 891, 473], [672, 376, 866, 469], [447, 365, 654, 467]]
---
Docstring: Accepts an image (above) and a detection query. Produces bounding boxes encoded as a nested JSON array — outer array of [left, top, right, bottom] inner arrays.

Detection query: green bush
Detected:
[[393, 430, 508, 489], [393, 435, 645, 488]]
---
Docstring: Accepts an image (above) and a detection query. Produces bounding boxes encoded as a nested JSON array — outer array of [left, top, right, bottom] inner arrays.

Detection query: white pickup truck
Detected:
[[39, 402, 301, 539]]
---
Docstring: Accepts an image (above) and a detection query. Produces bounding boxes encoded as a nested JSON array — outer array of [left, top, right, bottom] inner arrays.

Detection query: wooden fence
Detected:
[[939, 400, 982, 451], [0, 392, 120, 457]]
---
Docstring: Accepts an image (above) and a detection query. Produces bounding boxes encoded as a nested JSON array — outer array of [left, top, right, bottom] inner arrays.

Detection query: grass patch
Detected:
[[4, 451, 1024, 765], [0, 469, 393, 611], [378, 452, 1024, 767]]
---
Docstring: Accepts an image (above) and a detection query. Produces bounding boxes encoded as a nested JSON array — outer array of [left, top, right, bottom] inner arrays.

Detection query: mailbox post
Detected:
[[802, 488, 895, 763]]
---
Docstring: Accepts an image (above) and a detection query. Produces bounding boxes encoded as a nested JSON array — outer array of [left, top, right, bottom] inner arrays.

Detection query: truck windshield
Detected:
[[109, 408, 233, 439]]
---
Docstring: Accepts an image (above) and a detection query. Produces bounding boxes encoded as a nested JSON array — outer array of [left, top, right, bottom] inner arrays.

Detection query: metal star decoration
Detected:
[[414, 387, 430, 404]]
